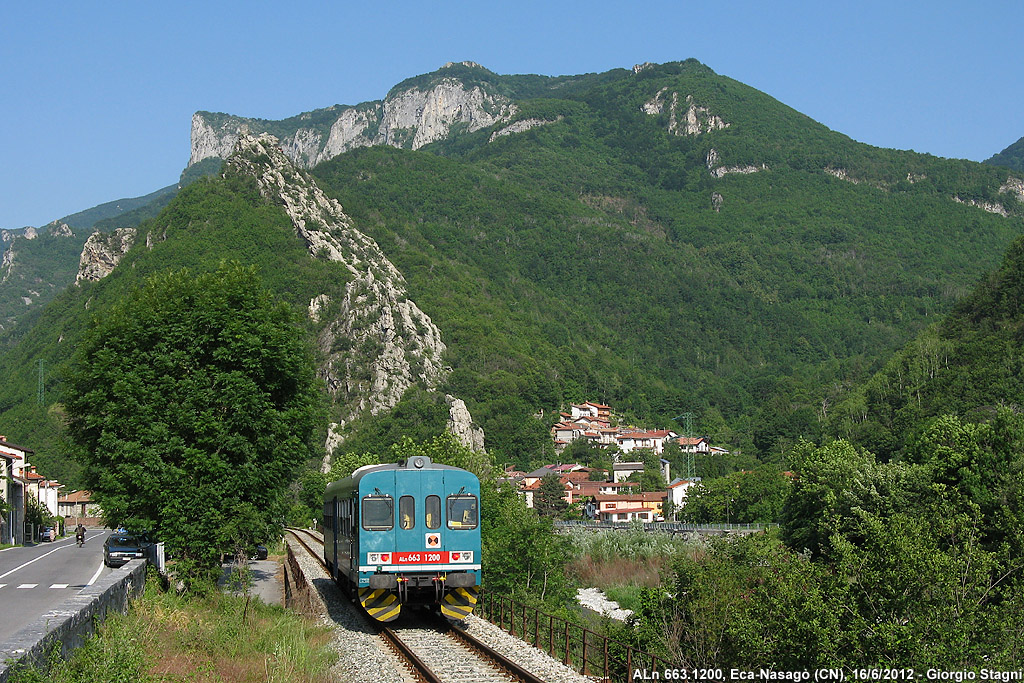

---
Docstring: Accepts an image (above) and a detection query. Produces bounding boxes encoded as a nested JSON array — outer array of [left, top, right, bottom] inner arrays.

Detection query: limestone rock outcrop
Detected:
[[953, 196, 1009, 217], [446, 395, 485, 452], [190, 63, 517, 170], [706, 149, 767, 178], [643, 90, 729, 136], [76, 228, 137, 283], [1000, 177, 1024, 204], [489, 117, 562, 142], [223, 134, 479, 462]]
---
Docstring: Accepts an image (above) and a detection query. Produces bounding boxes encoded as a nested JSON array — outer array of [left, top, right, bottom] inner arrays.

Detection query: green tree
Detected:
[[481, 481, 575, 605], [63, 263, 321, 587], [534, 473, 568, 517], [683, 468, 790, 524]]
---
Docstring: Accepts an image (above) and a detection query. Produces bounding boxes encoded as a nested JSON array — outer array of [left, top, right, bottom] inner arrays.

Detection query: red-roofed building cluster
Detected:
[[520, 401, 734, 522]]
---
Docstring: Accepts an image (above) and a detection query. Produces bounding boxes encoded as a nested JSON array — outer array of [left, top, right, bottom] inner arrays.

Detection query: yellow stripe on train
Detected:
[[440, 586, 479, 621], [359, 588, 401, 622]]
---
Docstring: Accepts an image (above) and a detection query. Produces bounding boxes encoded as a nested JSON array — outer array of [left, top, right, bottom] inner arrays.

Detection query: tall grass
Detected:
[[566, 527, 704, 611], [564, 526, 700, 564], [9, 573, 336, 683]]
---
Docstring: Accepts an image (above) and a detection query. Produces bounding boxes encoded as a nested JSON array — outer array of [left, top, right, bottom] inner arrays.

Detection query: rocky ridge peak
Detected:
[[190, 68, 517, 170], [223, 134, 475, 462]]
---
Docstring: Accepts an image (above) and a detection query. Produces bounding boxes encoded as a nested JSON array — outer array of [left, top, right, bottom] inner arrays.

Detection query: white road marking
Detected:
[[86, 561, 104, 587], [50, 583, 69, 589], [17, 583, 37, 589], [0, 584, 6, 589], [0, 545, 69, 580]]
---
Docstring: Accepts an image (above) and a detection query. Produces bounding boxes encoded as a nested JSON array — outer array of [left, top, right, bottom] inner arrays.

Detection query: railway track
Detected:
[[284, 528, 549, 683]]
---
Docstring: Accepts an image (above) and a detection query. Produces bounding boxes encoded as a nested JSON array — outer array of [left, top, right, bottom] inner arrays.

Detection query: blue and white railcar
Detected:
[[323, 456, 481, 622]]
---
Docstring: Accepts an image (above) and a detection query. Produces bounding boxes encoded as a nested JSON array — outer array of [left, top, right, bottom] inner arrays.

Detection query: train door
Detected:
[[331, 497, 338, 579]]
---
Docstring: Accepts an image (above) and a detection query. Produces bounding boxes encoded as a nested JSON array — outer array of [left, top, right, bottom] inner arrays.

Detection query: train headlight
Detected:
[[413, 457, 425, 468]]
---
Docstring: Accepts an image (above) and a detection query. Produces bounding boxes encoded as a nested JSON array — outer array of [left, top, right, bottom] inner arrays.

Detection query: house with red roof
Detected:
[[58, 490, 102, 520], [593, 491, 668, 523], [674, 436, 712, 453], [616, 429, 678, 455]]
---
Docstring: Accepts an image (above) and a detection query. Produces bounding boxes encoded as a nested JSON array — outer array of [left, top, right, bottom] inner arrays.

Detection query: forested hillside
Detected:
[[2, 59, 1024, 483], [829, 232, 1024, 459], [987, 135, 1024, 172]]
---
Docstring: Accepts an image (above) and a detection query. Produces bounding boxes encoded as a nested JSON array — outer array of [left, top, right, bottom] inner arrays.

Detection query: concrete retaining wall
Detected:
[[0, 559, 147, 682]]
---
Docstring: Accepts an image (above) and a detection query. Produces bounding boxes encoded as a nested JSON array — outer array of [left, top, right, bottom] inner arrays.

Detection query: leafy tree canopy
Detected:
[[62, 262, 321, 586]]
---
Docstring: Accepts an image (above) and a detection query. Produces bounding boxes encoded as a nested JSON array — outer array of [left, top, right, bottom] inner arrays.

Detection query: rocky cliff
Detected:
[[222, 133, 481, 462], [190, 62, 517, 170], [76, 228, 136, 283]]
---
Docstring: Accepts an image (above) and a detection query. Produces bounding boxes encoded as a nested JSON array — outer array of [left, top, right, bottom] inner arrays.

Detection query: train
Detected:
[[322, 455, 482, 622]]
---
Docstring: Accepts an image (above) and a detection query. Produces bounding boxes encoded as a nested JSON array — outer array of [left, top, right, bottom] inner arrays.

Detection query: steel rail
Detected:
[[379, 626, 445, 683], [285, 528, 444, 681], [444, 618, 548, 683], [285, 527, 544, 683]]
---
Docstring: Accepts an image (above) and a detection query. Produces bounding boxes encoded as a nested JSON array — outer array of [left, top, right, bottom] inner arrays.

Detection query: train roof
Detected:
[[324, 456, 478, 498]]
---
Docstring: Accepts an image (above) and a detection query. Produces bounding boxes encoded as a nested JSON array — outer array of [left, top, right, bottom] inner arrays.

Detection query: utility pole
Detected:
[[37, 359, 45, 405]]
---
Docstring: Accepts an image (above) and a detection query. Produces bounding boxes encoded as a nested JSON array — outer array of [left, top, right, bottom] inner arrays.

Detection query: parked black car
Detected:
[[103, 533, 146, 567]]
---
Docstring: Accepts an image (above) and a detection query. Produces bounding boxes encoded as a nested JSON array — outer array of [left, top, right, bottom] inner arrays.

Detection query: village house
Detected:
[[58, 490, 102, 521], [565, 479, 639, 505], [611, 458, 671, 483], [570, 402, 611, 421], [593, 491, 668, 523], [666, 478, 700, 519], [616, 429, 678, 455], [0, 436, 33, 545], [674, 436, 712, 453], [0, 450, 19, 545]]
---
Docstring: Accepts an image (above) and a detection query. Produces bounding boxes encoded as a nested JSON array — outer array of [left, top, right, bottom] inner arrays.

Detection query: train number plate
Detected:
[[366, 551, 474, 564]]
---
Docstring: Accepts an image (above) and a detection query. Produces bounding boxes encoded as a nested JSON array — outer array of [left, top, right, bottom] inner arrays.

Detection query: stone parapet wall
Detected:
[[0, 559, 147, 681]]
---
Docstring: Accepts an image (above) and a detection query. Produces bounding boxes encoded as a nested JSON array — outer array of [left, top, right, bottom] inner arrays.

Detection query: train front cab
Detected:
[[327, 457, 482, 623]]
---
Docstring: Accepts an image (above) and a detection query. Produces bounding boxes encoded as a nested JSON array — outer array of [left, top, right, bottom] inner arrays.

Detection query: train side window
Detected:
[[399, 496, 415, 529], [362, 495, 394, 531], [425, 495, 441, 530], [447, 494, 478, 530]]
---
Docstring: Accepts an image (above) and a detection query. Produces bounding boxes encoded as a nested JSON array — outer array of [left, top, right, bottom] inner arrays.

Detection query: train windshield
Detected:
[[362, 495, 394, 531], [446, 495, 478, 530]]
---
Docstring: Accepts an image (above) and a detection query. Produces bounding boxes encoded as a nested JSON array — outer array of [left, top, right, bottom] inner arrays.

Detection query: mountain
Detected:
[[829, 232, 1024, 459], [56, 183, 179, 232], [2, 59, 1024, 483], [188, 61, 617, 170], [986, 135, 1024, 172], [0, 183, 184, 333]]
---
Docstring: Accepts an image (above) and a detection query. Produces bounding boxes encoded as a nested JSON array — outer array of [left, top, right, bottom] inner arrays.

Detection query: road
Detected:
[[0, 528, 114, 644]]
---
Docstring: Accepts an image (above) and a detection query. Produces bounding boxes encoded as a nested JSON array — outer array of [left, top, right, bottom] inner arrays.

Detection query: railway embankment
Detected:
[[284, 529, 592, 683]]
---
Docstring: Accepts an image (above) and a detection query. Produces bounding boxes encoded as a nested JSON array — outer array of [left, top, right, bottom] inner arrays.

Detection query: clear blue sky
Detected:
[[2, 0, 1021, 230]]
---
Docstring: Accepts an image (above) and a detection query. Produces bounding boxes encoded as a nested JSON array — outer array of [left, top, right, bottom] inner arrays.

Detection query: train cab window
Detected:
[[425, 495, 441, 530], [399, 495, 415, 530], [447, 494, 478, 530], [361, 495, 394, 531]]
